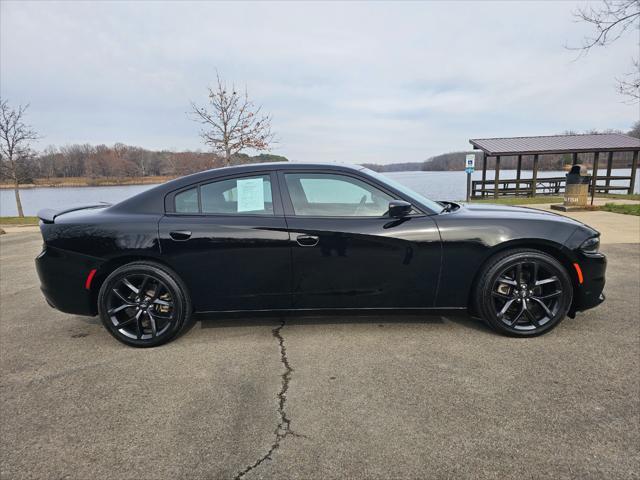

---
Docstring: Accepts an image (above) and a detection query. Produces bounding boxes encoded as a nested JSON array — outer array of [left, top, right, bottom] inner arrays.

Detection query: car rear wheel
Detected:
[[475, 249, 573, 336], [98, 261, 191, 347]]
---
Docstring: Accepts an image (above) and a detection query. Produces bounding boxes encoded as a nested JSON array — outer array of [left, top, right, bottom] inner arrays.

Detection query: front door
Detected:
[[159, 172, 291, 312], [278, 171, 441, 309]]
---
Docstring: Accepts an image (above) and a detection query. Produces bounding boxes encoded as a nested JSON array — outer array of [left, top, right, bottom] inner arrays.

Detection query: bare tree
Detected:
[[569, 0, 640, 101], [190, 74, 275, 166], [0, 100, 39, 217], [617, 57, 640, 98]]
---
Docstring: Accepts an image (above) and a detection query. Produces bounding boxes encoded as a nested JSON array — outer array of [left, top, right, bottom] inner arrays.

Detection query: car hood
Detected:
[[457, 202, 585, 226]]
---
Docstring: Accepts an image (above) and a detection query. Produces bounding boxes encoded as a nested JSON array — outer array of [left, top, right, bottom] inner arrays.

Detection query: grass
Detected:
[[597, 193, 640, 201], [0, 175, 174, 189], [599, 203, 640, 216], [0, 216, 39, 225]]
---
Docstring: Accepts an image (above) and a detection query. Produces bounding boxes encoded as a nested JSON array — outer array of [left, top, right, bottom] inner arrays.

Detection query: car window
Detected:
[[361, 168, 444, 214], [201, 175, 273, 215], [173, 175, 274, 215], [284, 173, 394, 217], [174, 187, 199, 213]]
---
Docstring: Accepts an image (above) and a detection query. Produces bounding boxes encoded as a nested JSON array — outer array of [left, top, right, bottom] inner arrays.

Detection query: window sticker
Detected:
[[236, 178, 265, 212]]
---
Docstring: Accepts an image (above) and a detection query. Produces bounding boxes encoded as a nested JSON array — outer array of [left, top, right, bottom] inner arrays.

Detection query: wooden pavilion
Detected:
[[468, 133, 640, 198]]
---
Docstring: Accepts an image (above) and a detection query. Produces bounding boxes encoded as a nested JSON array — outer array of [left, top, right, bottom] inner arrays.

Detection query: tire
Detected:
[[474, 249, 573, 337], [97, 261, 192, 347]]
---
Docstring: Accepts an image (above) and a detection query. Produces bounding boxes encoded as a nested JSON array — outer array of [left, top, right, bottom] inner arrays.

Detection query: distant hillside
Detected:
[[364, 124, 640, 172], [361, 161, 425, 172], [231, 153, 289, 164], [363, 150, 636, 172], [362, 152, 471, 172]]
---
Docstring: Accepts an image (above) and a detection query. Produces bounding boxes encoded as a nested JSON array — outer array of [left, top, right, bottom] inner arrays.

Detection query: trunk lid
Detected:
[[37, 203, 111, 224]]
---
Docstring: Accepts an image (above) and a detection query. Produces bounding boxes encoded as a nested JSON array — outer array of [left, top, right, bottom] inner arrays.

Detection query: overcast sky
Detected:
[[1, 1, 638, 164]]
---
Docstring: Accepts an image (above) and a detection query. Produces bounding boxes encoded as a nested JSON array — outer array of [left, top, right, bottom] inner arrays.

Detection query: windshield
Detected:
[[361, 168, 445, 214]]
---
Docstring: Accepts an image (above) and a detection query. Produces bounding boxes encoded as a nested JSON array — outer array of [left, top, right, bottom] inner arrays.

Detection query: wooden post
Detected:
[[629, 150, 638, 195], [516, 155, 522, 195], [481, 153, 487, 198], [572, 152, 578, 166], [605, 151, 613, 190], [494, 155, 501, 199], [590, 152, 600, 205], [530, 154, 539, 197]]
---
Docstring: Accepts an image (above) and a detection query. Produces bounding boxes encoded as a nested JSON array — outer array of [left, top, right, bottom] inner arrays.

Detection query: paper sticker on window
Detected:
[[236, 178, 265, 212]]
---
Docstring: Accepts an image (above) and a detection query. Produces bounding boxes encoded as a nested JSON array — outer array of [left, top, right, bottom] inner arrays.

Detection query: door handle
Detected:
[[296, 234, 319, 247], [169, 230, 192, 241]]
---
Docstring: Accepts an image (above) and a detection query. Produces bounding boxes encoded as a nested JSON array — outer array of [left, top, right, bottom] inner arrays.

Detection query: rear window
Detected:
[[175, 188, 198, 214], [173, 176, 274, 215]]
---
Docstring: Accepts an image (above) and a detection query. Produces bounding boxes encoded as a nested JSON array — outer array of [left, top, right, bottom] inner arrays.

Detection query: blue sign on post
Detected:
[[465, 154, 476, 201], [465, 154, 475, 173]]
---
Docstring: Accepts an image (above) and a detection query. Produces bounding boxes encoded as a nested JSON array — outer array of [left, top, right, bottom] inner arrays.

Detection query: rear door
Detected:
[[278, 170, 441, 309], [159, 172, 291, 312]]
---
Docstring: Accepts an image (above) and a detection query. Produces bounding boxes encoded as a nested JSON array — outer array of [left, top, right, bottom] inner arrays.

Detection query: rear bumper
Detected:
[[35, 246, 101, 316], [572, 252, 607, 314]]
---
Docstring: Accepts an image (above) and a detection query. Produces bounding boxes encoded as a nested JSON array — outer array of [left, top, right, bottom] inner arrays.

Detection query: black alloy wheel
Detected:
[[98, 262, 191, 347], [475, 249, 573, 336]]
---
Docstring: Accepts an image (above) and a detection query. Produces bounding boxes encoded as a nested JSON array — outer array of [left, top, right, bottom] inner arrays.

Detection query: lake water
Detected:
[[1, 168, 638, 217]]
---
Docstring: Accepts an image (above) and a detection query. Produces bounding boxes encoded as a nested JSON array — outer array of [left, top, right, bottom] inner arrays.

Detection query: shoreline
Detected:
[[0, 169, 591, 190], [0, 176, 174, 190]]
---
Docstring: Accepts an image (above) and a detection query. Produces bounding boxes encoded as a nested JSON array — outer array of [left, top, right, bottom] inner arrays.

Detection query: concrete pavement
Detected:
[[1, 232, 639, 479], [522, 203, 640, 244]]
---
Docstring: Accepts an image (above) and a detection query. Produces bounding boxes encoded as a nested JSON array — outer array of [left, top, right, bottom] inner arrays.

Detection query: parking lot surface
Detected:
[[1, 232, 638, 479]]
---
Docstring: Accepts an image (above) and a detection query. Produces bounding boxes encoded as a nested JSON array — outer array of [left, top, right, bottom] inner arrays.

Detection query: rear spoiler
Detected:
[[37, 203, 111, 224]]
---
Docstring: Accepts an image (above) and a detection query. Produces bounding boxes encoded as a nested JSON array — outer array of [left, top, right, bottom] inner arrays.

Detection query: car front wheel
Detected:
[[97, 261, 192, 347], [475, 249, 573, 336]]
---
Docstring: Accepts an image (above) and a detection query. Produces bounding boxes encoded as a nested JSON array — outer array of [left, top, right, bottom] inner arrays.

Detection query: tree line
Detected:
[[3, 144, 287, 184], [364, 150, 638, 174]]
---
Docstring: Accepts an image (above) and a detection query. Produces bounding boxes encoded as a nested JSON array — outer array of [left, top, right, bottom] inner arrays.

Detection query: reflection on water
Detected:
[[1, 169, 638, 216]]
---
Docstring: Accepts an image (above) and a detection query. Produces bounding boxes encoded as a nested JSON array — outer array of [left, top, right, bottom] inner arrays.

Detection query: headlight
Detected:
[[580, 236, 600, 254]]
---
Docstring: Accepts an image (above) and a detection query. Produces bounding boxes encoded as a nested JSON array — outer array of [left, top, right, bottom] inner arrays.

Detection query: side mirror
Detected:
[[388, 200, 412, 218]]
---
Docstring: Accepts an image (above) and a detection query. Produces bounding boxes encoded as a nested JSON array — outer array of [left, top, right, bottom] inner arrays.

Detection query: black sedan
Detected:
[[36, 163, 606, 347]]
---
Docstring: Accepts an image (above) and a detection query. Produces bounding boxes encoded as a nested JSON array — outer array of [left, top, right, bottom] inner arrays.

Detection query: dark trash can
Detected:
[[564, 165, 591, 207]]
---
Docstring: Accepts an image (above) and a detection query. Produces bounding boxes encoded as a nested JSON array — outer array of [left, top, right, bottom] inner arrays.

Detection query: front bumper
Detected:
[[571, 251, 607, 315], [35, 245, 101, 316]]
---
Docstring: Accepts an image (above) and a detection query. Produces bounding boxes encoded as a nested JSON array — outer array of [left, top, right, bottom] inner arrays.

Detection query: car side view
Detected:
[[35, 163, 606, 347]]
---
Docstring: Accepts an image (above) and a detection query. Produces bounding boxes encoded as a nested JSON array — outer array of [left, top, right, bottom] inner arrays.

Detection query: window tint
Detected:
[[361, 168, 443, 214], [174, 188, 199, 213], [200, 175, 273, 215], [285, 173, 395, 217]]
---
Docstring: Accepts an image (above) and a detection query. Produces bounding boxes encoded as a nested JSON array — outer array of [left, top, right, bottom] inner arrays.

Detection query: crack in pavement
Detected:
[[234, 318, 305, 480]]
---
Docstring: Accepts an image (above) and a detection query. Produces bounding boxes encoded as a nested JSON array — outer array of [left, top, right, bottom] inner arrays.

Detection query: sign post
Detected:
[[465, 153, 475, 202]]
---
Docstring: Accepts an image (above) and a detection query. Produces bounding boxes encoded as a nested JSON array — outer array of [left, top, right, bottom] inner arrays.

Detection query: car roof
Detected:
[[109, 162, 366, 214], [155, 162, 368, 193]]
